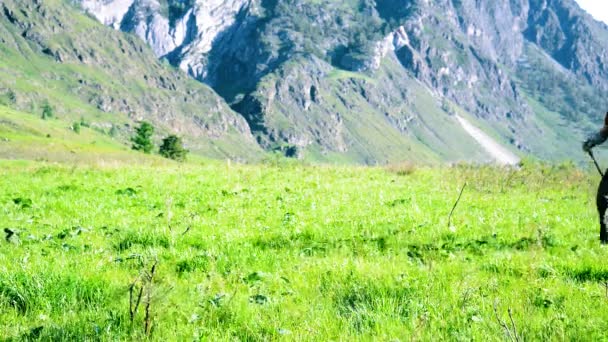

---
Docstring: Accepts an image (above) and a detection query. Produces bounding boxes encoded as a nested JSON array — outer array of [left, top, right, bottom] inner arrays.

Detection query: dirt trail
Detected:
[[455, 115, 520, 165]]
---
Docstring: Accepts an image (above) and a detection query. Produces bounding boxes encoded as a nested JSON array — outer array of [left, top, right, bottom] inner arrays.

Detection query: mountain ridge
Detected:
[[5, 0, 608, 164]]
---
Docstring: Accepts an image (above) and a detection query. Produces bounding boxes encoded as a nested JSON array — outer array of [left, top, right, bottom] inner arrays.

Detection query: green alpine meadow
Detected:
[[2, 154, 608, 340], [1, 105, 608, 340], [3, 0, 608, 340]]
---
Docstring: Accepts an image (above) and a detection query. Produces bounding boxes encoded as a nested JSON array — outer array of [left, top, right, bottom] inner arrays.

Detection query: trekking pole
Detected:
[[589, 150, 604, 177]]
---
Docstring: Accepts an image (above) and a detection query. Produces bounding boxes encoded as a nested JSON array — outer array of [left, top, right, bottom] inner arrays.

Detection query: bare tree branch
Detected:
[[129, 280, 143, 326], [508, 308, 520, 342], [494, 300, 514, 342], [448, 183, 467, 228], [144, 260, 158, 336]]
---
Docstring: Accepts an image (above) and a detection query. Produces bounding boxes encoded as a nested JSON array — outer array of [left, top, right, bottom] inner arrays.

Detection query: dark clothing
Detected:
[[585, 123, 608, 243], [584, 131, 608, 152], [597, 173, 608, 243]]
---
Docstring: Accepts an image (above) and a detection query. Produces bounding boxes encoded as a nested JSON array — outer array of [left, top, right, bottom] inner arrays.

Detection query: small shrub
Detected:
[[41, 101, 54, 120], [108, 124, 118, 137], [274, 144, 299, 158], [261, 151, 306, 168], [13, 197, 32, 209], [1, 89, 17, 105], [159, 135, 188, 161], [79, 117, 90, 127], [71, 122, 81, 134], [131, 121, 154, 153], [115, 187, 137, 196], [176, 255, 210, 275], [8, 89, 16, 103]]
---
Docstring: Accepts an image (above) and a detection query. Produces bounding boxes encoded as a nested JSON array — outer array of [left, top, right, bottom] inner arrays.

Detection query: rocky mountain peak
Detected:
[[72, 0, 608, 163]]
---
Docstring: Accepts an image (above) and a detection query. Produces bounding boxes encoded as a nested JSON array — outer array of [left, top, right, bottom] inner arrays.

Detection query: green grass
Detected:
[[326, 69, 377, 84], [0, 157, 607, 340], [0, 105, 179, 166]]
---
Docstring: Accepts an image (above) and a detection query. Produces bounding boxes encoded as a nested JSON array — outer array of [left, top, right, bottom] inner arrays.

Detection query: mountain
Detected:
[[5, 0, 608, 164], [0, 0, 262, 161]]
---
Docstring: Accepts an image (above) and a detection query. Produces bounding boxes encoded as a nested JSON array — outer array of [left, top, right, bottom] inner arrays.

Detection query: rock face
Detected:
[[79, 0, 135, 28], [525, 0, 608, 91], [79, 0, 251, 77], [76, 0, 608, 163]]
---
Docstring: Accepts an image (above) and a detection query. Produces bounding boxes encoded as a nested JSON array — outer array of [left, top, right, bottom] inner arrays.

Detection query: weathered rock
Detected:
[[74, 0, 608, 163]]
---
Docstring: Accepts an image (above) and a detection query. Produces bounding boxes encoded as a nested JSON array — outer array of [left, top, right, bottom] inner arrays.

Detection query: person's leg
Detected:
[[597, 173, 608, 243]]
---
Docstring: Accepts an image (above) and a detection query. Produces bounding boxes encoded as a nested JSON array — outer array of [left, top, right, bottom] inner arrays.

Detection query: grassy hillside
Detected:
[[0, 105, 187, 165], [0, 0, 262, 160], [1, 158, 607, 340]]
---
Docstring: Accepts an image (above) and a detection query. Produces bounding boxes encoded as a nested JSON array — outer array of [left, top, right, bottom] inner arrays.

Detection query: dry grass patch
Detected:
[[384, 161, 416, 176]]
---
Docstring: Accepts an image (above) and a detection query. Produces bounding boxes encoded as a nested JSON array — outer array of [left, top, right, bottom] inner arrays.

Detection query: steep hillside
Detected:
[[0, 105, 175, 164], [45, 0, 608, 163], [0, 0, 262, 160]]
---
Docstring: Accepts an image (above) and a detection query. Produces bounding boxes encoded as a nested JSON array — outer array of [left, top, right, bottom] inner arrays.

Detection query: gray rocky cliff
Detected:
[[74, 0, 608, 163], [79, 0, 251, 77]]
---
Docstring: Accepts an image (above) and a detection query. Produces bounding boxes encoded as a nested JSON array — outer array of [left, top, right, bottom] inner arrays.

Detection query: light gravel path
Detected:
[[456, 114, 520, 165]]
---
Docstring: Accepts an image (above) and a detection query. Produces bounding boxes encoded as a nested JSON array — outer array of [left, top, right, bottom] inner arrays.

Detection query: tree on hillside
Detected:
[[159, 135, 188, 161], [109, 124, 118, 138], [72, 122, 81, 134], [131, 121, 154, 153], [41, 101, 53, 120]]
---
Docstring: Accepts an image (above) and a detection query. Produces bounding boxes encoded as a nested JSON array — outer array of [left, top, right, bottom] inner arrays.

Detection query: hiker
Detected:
[[583, 112, 608, 243]]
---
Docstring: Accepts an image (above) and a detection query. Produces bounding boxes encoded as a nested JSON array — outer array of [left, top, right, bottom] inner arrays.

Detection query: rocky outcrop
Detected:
[[74, 0, 608, 163], [79, 0, 135, 28], [387, 0, 531, 123], [170, 0, 252, 80], [524, 0, 608, 91], [80, 0, 251, 77]]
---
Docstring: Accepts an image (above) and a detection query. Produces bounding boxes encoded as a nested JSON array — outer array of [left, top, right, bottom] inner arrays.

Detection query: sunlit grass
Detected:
[[0, 159, 606, 340]]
